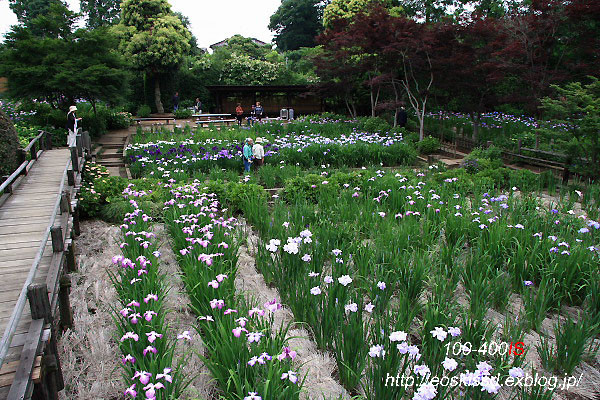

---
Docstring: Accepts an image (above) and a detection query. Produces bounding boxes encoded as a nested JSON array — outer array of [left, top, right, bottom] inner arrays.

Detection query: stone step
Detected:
[[97, 154, 123, 160], [96, 143, 125, 149], [97, 160, 124, 167]]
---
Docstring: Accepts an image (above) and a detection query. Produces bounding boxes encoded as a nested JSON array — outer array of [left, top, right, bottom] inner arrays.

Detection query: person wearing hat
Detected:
[[242, 137, 254, 173], [252, 137, 265, 169], [66, 105, 81, 148]]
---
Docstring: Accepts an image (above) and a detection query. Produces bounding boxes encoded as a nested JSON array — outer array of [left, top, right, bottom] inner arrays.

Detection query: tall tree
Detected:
[[0, 4, 127, 111], [541, 78, 600, 177], [8, 0, 66, 26], [323, 0, 394, 27], [269, 0, 326, 51], [114, 0, 191, 114], [80, 0, 121, 28]]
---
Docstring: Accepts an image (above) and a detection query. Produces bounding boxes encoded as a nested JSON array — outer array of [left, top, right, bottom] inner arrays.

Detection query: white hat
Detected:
[[69, 105, 77, 112], [255, 137, 263, 143]]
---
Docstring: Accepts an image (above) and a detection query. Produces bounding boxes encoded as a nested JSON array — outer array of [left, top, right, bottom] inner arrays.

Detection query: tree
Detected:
[[323, 0, 393, 27], [80, 0, 121, 28], [541, 78, 600, 178], [114, 0, 191, 114], [432, 17, 504, 141], [0, 4, 128, 111], [269, 0, 326, 51], [9, 0, 66, 26]]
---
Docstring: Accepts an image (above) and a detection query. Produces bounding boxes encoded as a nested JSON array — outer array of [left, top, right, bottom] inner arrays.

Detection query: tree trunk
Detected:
[[154, 78, 164, 114], [470, 112, 480, 142]]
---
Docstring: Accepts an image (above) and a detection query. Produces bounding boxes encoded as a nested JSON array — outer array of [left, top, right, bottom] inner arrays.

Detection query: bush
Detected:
[[0, 109, 21, 177], [106, 111, 134, 130], [416, 136, 440, 154], [174, 108, 193, 119], [360, 116, 391, 133], [137, 105, 151, 118]]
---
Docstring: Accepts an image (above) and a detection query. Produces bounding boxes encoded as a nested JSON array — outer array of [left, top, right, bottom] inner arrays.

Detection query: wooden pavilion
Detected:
[[206, 85, 323, 117]]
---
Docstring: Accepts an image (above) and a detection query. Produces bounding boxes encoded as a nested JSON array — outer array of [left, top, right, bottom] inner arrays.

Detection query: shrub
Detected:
[[0, 109, 21, 177], [174, 108, 193, 119], [360, 116, 391, 133], [416, 136, 440, 154], [137, 105, 151, 118], [106, 111, 134, 130]]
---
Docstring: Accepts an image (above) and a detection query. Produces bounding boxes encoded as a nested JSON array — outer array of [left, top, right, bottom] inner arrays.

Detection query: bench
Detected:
[[133, 117, 176, 125], [195, 119, 237, 128]]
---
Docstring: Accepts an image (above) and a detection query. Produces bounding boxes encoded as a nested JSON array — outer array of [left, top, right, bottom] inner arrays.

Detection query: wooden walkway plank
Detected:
[[0, 148, 74, 400]]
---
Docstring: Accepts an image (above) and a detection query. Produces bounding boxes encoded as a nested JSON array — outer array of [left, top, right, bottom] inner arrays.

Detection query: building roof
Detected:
[[210, 37, 269, 49]]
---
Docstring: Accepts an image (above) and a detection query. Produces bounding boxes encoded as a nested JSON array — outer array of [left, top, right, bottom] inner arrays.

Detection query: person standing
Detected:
[[195, 98, 202, 114], [248, 105, 256, 126], [66, 105, 81, 148], [235, 103, 244, 127], [173, 92, 180, 112], [254, 101, 264, 122], [396, 105, 408, 128], [242, 138, 254, 173], [252, 137, 265, 169]]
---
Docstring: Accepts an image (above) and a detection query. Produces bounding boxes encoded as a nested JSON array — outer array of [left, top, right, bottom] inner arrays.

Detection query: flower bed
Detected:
[[162, 181, 305, 399], [241, 167, 599, 398], [111, 184, 187, 399]]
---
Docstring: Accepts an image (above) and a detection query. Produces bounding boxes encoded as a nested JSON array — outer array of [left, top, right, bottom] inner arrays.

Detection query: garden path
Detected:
[[0, 148, 76, 399]]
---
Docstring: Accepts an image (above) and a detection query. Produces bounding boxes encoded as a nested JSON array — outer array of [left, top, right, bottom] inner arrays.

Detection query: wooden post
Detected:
[[43, 354, 60, 400], [535, 131, 539, 150], [67, 170, 75, 187], [30, 141, 38, 160], [2, 175, 11, 193], [517, 139, 522, 154], [70, 148, 79, 172], [50, 226, 64, 253], [27, 284, 51, 323], [59, 276, 73, 329], [45, 131, 53, 150], [73, 205, 80, 237], [66, 241, 77, 272], [60, 192, 71, 214], [76, 135, 83, 158]]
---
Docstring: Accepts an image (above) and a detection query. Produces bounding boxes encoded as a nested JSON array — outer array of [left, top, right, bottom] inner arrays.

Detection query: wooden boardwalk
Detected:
[[0, 138, 84, 400]]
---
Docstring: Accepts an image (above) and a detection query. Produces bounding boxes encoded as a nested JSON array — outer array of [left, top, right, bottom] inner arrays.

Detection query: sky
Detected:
[[0, 0, 281, 49]]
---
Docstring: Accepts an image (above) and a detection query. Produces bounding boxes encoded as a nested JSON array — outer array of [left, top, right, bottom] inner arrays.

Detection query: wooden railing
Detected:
[[0, 132, 89, 399], [0, 131, 51, 207]]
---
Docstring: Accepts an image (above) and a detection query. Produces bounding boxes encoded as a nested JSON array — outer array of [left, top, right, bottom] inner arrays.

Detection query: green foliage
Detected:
[[0, 12, 128, 111], [174, 108, 193, 119], [116, 0, 191, 72], [360, 116, 390, 133], [269, 0, 324, 51], [540, 78, 600, 178], [79, 0, 121, 28], [9, 0, 67, 27], [416, 136, 440, 154], [137, 104, 151, 118], [115, 0, 192, 113], [79, 162, 111, 218], [323, 0, 393, 27], [537, 315, 599, 374], [0, 109, 21, 178], [106, 110, 134, 130]]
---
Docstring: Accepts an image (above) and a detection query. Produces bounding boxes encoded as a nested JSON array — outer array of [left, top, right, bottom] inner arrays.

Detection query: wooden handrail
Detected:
[[0, 156, 71, 367], [0, 138, 82, 369], [1, 131, 48, 195], [0, 161, 27, 193], [22, 131, 45, 152]]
